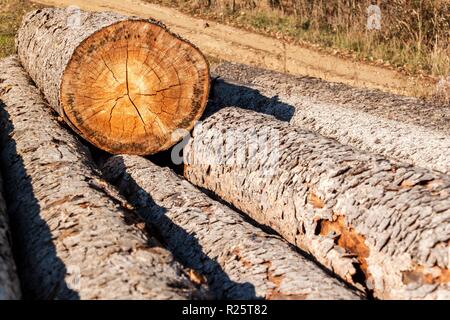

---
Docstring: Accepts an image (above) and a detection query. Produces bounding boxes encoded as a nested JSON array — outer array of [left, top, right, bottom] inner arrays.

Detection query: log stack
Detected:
[[0, 56, 208, 299], [184, 107, 450, 299], [0, 7, 447, 301], [16, 8, 210, 155], [102, 155, 363, 300], [210, 63, 450, 174]]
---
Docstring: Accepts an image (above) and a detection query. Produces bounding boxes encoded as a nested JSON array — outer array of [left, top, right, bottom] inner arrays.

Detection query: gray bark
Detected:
[[16, 8, 127, 123], [0, 172, 21, 299], [212, 62, 450, 132], [0, 56, 207, 300], [184, 107, 450, 300], [210, 63, 450, 174], [102, 155, 363, 300]]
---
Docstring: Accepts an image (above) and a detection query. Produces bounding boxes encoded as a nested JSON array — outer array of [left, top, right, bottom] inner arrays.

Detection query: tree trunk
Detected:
[[212, 62, 450, 133], [102, 155, 363, 300], [0, 56, 208, 300], [16, 7, 210, 155], [184, 107, 450, 299], [210, 63, 450, 174], [0, 172, 21, 300]]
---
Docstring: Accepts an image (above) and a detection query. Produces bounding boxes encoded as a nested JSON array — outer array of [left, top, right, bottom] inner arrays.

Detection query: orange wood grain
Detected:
[[61, 20, 209, 155]]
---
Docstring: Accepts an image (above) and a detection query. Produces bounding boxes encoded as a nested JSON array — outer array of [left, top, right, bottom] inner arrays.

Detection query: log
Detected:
[[210, 64, 450, 174], [184, 107, 450, 300], [0, 172, 21, 299], [212, 62, 450, 133], [102, 155, 363, 300], [16, 8, 210, 155], [0, 56, 208, 300]]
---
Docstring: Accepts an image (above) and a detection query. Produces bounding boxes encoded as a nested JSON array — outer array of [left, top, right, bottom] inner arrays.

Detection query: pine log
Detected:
[[0, 172, 21, 299], [0, 56, 207, 300], [184, 107, 450, 300], [102, 155, 363, 300], [212, 62, 450, 133], [16, 8, 210, 155], [210, 64, 450, 174]]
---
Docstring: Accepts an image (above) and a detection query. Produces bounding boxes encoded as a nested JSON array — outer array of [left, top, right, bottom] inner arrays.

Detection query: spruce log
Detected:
[[0, 56, 207, 300], [102, 155, 363, 300], [184, 107, 450, 300], [16, 8, 210, 155], [210, 64, 450, 174], [0, 172, 21, 299]]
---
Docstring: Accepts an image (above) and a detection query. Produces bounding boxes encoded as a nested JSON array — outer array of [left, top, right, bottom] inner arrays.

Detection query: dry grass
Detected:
[[147, 0, 449, 78], [0, 0, 43, 58], [1, 0, 447, 78]]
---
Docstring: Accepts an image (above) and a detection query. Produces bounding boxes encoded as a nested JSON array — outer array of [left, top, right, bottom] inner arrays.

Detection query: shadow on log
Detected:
[[184, 107, 450, 300], [0, 85, 79, 300], [103, 156, 259, 299], [0, 170, 21, 299], [0, 56, 209, 299], [212, 62, 450, 132], [207, 77, 295, 121], [208, 75, 450, 174], [102, 155, 363, 299]]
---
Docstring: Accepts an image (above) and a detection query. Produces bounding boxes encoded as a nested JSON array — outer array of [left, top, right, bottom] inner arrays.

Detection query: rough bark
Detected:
[[16, 7, 210, 155], [0, 56, 207, 300], [0, 172, 21, 299], [209, 63, 450, 174], [102, 154, 363, 300], [212, 62, 450, 133], [184, 107, 450, 300]]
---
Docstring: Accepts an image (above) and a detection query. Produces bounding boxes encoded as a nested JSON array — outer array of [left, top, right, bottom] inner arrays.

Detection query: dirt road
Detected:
[[33, 0, 436, 98]]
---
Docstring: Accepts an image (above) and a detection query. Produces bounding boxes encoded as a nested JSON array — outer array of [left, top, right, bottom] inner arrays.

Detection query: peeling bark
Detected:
[[0, 172, 21, 299], [0, 56, 207, 300], [184, 107, 450, 300], [210, 63, 450, 174], [16, 8, 209, 155], [102, 155, 363, 300]]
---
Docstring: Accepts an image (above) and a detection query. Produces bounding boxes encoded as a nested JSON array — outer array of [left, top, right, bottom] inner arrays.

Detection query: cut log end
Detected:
[[60, 19, 210, 155]]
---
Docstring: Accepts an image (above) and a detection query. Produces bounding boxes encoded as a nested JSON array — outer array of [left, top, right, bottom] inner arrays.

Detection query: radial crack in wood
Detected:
[[0, 56, 209, 299], [16, 8, 210, 155]]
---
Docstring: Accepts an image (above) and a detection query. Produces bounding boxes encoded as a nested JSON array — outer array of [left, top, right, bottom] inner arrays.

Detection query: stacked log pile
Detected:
[[184, 107, 450, 299], [210, 62, 450, 174], [102, 155, 362, 300], [0, 7, 448, 300], [0, 56, 208, 299]]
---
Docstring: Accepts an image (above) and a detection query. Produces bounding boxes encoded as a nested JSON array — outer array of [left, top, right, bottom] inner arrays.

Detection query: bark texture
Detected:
[[184, 107, 450, 300], [0, 56, 207, 300], [102, 155, 363, 300], [212, 62, 450, 133], [0, 172, 21, 299], [16, 8, 210, 155], [210, 63, 450, 174]]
